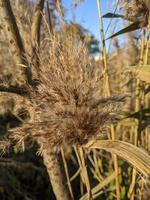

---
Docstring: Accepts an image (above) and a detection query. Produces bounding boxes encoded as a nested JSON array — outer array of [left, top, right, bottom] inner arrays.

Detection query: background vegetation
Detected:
[[0, 0, 150, 199]]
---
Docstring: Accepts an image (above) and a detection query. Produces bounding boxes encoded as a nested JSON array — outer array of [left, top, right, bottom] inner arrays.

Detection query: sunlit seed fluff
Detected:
[[11, 34, 123, 152]]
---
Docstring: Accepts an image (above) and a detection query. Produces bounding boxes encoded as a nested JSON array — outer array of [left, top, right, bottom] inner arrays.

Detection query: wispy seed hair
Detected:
[[6, 34, 124, 152]]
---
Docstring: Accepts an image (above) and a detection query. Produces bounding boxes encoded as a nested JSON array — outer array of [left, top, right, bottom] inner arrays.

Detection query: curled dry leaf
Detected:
[[85, 140, 150, 178]]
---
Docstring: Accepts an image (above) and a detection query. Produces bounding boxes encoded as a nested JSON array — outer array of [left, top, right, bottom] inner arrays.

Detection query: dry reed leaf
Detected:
[[126, 66, 150, 83], [85, 140, 150, 178], [118, 118, 138, 127]]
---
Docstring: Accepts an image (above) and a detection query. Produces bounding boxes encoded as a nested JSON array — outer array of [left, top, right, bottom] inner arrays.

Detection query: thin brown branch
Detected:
[[0, 158, 44, 172], [0, 85, 29, 96]]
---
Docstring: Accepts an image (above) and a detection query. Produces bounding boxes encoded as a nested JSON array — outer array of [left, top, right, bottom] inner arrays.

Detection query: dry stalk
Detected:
[[96, 1, 120, 199], [31, 0, 45, 70], [0, 0, 32, 84]]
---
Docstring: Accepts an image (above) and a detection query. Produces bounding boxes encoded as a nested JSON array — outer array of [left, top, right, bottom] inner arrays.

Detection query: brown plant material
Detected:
[[31, 0, 45, 70], [121, 0, 150, 26], [85, 140, 150, 178], [0, 0, 32, 84], [2, 34, 125, 153]]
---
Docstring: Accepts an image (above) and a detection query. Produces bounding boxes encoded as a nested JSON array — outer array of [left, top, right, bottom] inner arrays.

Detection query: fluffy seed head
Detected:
[[8, 34, 123, 152]]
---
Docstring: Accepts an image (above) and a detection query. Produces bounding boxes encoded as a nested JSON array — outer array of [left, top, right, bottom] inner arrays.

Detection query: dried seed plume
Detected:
[[2, 33, 124, 152]]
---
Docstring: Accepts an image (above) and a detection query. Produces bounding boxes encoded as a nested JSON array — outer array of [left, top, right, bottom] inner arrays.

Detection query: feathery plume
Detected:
[[2, 33, 125, 152]]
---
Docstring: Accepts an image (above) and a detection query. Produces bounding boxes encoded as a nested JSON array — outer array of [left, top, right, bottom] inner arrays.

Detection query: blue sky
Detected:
[[62, 0, 115, 40], [61, 0, 124, 52]]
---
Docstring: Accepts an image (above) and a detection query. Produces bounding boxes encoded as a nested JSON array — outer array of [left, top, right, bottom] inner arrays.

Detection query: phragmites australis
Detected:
[[121, 0, 150, 26], [1, 34, 125, 153]]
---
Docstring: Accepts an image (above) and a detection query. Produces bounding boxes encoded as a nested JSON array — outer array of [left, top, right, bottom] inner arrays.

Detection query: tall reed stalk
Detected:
[[96, 1, 120, 199]]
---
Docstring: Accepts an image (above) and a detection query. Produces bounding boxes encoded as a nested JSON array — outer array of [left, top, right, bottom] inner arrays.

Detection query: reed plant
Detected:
[[0, 0, 150, 199]]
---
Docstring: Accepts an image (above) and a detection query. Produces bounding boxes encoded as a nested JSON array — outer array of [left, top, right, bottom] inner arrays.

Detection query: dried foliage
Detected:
[[121, 0, 150, 26], [1, 0, 150, 199], [1, 34, 125, 153], [86, 140, 150, 177]]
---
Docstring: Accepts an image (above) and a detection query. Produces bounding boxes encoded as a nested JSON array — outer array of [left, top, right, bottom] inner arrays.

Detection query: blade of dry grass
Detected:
[[85, 140, 150, 178], [61, 148, 74, 199]]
